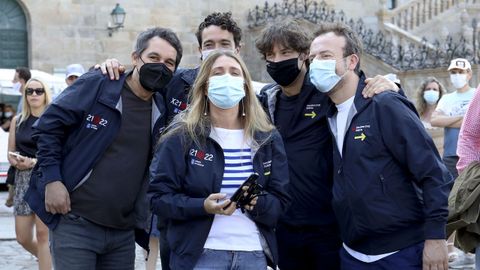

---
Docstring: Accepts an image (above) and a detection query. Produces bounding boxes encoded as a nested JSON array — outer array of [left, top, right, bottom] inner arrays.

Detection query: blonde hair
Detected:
[[18, 78, 52, 126], [162, 51, 274, 149], [415, 77, 446, 117]]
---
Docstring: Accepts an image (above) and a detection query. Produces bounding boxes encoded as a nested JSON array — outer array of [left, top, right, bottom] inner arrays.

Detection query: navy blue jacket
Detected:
[[326, 72, 453, 254], [162, 67, 198, 122], [24, 70, 166, 245], [257, 74, 337, 229], [148, 128, 291, 270]]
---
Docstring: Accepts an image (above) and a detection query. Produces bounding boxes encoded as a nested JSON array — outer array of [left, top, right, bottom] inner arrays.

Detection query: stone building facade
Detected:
[[1, 0, 384, 74], [0, 0, 478, 99]]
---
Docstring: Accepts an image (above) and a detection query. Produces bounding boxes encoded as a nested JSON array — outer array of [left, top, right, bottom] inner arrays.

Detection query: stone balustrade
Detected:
[[380, 0, 478, 31]]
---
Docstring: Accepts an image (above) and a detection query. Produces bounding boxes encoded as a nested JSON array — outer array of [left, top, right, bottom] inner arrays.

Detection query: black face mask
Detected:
[[137, 60, 173, 92], [266, 58, 301, 86]]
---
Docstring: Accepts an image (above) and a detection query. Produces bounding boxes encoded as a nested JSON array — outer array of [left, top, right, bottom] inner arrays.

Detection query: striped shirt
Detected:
[[221, 148, 255, 196], [457, 85, 480, 173], [204, 127, 262, 251]]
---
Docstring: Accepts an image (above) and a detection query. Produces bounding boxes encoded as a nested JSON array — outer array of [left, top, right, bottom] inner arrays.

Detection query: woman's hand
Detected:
[[7, 155, 18, 167], [242, 185, 258, 211], [204, 193, 236, 216], [14, 156, 36, 170]]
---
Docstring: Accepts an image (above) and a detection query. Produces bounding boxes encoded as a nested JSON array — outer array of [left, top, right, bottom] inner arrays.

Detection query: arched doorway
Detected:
[[0, 0, 28, 68]]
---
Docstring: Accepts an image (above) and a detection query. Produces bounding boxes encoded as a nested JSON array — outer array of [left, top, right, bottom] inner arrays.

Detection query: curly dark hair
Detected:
[[195, 12, 242, 48], [255, 19, 312, 58]]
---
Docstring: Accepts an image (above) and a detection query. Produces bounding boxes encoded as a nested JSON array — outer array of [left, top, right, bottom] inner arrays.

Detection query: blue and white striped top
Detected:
[[221, 148, 255, 196], [204, 127, 262, 251]]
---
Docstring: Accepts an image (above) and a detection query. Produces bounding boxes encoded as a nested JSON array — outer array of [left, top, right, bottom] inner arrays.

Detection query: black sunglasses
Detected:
[[25, 88, 45, 96]]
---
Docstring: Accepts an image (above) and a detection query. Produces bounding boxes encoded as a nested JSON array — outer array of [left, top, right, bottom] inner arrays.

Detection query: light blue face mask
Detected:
[[207, 74, 245, 109], [309, 59, 347, 93], [423, 89, 440, 105]]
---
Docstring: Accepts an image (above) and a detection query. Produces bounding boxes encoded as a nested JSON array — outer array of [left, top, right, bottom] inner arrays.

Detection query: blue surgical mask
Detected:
[[423, 90, 440, 105], [208, 74, 245, 109], [309, 59, 347, 93]]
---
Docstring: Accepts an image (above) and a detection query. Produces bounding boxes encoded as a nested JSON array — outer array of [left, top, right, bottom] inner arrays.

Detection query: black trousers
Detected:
[[443, 155, 459, 180], [157, 218, 170, 270], [276, 222, 342, 270]]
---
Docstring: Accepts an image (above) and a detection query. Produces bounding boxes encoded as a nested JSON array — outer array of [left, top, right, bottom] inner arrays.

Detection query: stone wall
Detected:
[[16, 0, 387, 75], [19, 0, 270, 72], [15, 0, 480, 89]]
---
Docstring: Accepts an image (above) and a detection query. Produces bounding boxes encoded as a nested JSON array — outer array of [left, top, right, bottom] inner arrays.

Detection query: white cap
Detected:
[[66, 64, 85, 78], [448, 58, 471, 71]]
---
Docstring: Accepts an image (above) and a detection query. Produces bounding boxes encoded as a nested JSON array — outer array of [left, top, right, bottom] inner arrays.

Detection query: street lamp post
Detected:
[[107, 3, 126, 37]]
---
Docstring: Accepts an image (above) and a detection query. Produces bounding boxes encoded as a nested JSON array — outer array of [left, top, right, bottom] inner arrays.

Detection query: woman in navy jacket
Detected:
[[148, 51, 291, 270]]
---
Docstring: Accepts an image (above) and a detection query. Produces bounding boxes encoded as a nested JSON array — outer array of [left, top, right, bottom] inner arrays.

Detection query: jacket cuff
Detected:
[[187, 198, 209, 217], [424, 220, 447, 239], [40, 165, 62, 186]]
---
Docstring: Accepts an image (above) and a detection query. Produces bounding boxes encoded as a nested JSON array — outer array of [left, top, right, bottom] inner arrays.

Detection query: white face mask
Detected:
[[309, 59, 348, 93], [3, 112, 13, 118], [12, 82, 22, 93], [423, 90, 440, 105], [450, 73, 468, 89], [201, 49, 235, 61]]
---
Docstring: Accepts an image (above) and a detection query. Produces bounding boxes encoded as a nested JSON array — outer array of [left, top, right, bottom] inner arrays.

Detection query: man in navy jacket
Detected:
[[255, 20, 400, 270], [24, 27, 182, 270], [309, 22, 452, 269]]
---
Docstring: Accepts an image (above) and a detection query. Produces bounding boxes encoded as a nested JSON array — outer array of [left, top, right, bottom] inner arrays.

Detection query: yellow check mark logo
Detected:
[[354, 133, 366, 141], [304, 111, 317, 119]]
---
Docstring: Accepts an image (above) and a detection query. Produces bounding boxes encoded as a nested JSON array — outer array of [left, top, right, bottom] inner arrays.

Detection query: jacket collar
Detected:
[[326, 71, 370, 117], [181, 67, 199, 85], [97, 70, 129, 109], [263, 72, 314, 122], [97, 70, 164, 131]]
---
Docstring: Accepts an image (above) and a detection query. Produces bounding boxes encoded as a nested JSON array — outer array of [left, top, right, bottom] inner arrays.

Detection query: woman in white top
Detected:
[[148, 51, 290, 270], [415, 77, 446, 129]]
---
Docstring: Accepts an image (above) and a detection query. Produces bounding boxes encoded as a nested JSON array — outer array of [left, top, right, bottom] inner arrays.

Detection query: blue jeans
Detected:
[[50, 213, 135, 270], [340, 242, 424, 270], [193, 249, 267, 270]]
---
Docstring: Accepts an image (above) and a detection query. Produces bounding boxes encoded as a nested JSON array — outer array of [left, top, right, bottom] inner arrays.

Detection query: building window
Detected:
[[387, 0, 396, 9], [0, 0, 28, 68]]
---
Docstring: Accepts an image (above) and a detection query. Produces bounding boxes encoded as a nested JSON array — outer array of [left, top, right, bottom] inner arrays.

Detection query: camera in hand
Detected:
[[224, 173, 265, 212]]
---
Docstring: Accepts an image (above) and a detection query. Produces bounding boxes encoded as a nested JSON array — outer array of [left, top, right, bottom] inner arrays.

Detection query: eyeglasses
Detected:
[[25, 88, 45, 96]]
